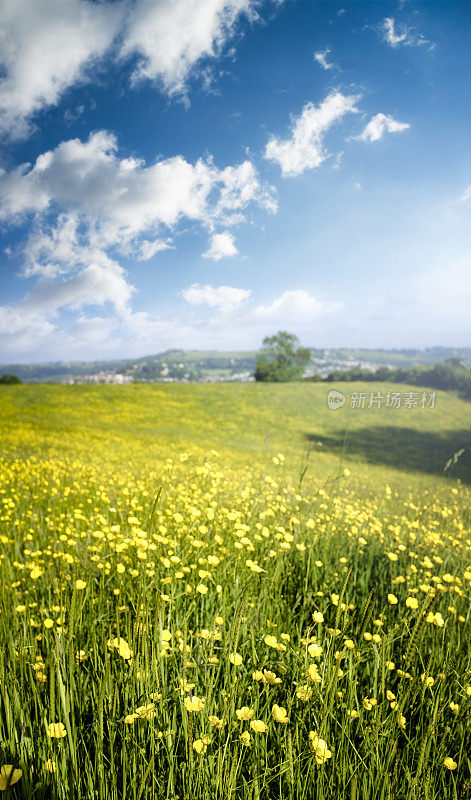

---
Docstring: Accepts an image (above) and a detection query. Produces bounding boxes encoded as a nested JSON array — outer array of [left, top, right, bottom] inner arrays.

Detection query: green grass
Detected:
[[0, 382, 470, 490], [0, 383, 469, 799]]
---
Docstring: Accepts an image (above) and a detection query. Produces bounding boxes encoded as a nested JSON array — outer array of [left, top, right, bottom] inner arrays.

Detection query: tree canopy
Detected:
[[254, 331, 311, 382]]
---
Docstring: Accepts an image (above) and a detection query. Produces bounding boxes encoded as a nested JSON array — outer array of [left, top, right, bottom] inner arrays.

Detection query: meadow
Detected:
[[0, 382, 470, 799]]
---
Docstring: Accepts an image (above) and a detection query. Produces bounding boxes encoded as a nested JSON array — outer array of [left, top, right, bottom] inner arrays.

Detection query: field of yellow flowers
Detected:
[[0, 383, 470, 799]]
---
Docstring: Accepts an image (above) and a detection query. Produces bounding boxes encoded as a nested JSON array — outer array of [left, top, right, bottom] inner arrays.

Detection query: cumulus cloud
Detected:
[[356, 113, 410, 143], [0, 0, 124, 139], [20, 260, 134, 318], [181, 283, 251, 310], [0, 283, 344, 362], [0, 0, 269, 139], [381, 17, 432, 49], [250, 289, 342, 321], [0, 131, 275, 238], [264, 90, 359, 177], [121, 0, 259, 97], [202, 231, 239, 260], [0, 129, 274, 309], [0, 129, 275, 360], [314, 48, 336, 71]]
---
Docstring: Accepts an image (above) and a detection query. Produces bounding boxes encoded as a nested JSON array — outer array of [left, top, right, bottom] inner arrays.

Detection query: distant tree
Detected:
[[255, 331, 311, 382], [0, 374, 21, 384]]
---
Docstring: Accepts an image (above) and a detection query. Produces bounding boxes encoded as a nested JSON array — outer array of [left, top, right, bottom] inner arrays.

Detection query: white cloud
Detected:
[[136, 239, 173, 260], [181, 282, 251, 310], [0, 129, 274, 309], [0, 0, 271, 139], [0, 283, 344, 362], [121, 0, 259, 97], [20, 260, 134, 318], [0, 129, 277, 361], [0, 131, 275, 238], [356, 113, 410, 143], [264, 90, 359, 177], [0, 0, 124, 138], [381, 17, 432, 49], [202, 231, 239, 260], [250, 289, 342, 321], [314, 48, 335, 71]]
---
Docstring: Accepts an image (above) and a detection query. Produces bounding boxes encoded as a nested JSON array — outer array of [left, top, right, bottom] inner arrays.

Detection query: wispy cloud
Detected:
[[355, 113, 410, 143], [458, 185, 471, 203], [314, 48, 337, 71], [381, 17, 433, 50], [264, 90, 359, 177]]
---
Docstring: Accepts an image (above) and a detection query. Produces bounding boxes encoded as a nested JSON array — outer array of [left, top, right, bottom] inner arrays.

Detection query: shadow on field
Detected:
[[305, 426, 471, 483]]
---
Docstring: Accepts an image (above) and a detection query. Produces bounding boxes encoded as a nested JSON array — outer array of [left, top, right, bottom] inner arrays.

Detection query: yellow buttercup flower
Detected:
[[47, 722, 67, 738], [0, 766, 22, 791], [306, 663, 321, 683], [263, 669, 281, 685], [75, 579, 87, 590], [272, 704, 289, 723], [108, 637, 133, 660], [229, 652, 243, 666], [135, 703, 156, 719], [184, 696, 205, 713], [236, 706, 254, 721], [193, 739, 208, 755], [309, 732, 332, 764], [296, 684, 312, 701], [443, 757, 457, 770], [250, 719, 268, 733], [75, 650, 87, 662], [209, 715, 224, 728]]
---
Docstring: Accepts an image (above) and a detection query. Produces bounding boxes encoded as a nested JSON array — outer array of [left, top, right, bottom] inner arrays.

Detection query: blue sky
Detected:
[[0, 0, 470, 363]]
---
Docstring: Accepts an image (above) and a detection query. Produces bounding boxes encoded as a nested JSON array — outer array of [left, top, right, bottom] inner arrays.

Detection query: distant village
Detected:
[[4, 347, 468, 386], [60, 355, 383, 385]]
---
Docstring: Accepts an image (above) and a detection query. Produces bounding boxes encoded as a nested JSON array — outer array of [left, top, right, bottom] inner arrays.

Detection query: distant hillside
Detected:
[[1, 346, 470, 384]]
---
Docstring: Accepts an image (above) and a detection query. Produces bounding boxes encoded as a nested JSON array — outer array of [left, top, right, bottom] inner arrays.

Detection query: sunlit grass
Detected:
[[0, 384, 469, 798]]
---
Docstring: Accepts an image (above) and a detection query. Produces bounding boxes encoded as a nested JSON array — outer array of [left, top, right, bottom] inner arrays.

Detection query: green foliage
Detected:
[[0, 373, 21, 384], [324, 359, 471, 400], [255, 331, 311, 382]]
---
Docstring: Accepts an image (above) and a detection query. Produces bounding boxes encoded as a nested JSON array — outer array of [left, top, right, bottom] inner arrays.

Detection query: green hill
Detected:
[[1, 382, 469, 491]]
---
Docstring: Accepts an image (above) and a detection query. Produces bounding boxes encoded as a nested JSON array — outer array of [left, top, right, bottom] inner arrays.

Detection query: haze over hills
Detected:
[[2, 347, 471, 384]]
